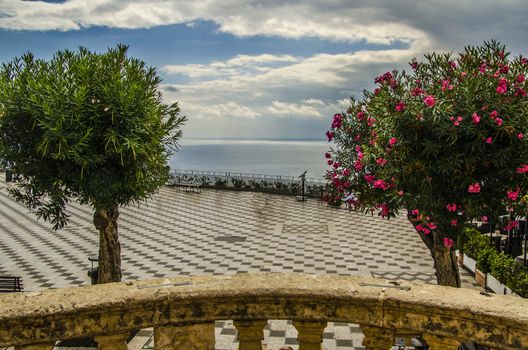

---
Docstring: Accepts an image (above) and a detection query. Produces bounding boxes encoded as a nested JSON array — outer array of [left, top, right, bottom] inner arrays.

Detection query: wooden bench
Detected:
[[0, 276, 23, 292]]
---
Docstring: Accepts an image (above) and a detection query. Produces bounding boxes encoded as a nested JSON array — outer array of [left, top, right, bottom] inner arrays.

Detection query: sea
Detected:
[[168, 138, 331, 179]]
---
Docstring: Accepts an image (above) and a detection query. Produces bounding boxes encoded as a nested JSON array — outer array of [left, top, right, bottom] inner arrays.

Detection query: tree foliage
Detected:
[[324, 41, 527, 285], [0, 45, 186, 229]]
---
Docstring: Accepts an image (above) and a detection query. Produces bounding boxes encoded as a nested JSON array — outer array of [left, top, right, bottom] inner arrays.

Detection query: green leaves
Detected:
[[325, 41, 528, 233], [0, 45, 186, 229]]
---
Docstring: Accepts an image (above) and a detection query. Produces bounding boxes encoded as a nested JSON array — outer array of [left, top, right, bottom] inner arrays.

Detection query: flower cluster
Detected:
[[323, 41, 527, 250]]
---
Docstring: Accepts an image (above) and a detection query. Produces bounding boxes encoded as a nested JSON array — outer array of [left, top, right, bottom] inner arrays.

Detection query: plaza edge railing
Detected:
[[169, 169, 325, 197], [1, 273, 528, 350]]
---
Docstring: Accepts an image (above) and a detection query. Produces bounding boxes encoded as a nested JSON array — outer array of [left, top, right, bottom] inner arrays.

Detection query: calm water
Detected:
[[168, 139, 331, 179]]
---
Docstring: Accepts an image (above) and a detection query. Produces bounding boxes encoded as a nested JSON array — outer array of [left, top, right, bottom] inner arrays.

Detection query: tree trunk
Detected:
[[417, 228, 461, 287], [93, 206, 121, 283], [431, 244, 461, 287]]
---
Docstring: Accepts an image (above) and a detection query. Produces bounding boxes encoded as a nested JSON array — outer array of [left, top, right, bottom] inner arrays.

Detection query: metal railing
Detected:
[[169, 169, 325, 198]]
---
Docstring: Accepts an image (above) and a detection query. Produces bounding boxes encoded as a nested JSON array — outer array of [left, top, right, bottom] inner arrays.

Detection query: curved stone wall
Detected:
[[0, 273, 527, 349]]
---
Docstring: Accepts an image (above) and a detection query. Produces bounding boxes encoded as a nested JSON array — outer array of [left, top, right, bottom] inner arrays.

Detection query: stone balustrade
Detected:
[[1, 273, 528, 350]]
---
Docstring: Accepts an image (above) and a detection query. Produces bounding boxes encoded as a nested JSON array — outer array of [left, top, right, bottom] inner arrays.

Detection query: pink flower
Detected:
[[326, 131, 334, 141], [468, 183, 481, 193], [389, 137, 398, 147], [443, 238, 454, 249], [325, 152, 331, 159], [395, 102, 406, 111], [427, 223, 437, 230], [357, 151, 364, 160], [424, 95, 436, 107], [450, 219, 458, 226], [450, 115, 462, 126], [364, 174, 375, 184], [376, 158, 387, 166], [411, 87, 423, 96], [331, 113, 343, 129], [518, 133, 524, 139], [507, 189, 519, 201], [357, 111, 365, 121], [472, 113, 481, 124], [422, 228, 431, 235], [342, 168, 351, 176], [496, 78, 508, 94], [397, 190, 404, 196], [411, 209, 420, 216], [373, 179, 388, 190], [504, 220, 519, 231], [327, 160, 333, 165], [481, 216, 488, 223], [515, 88, 527, 97], [367, 117, 376, 127], [485, 137, 493, 144], [490, 110, 498, 119], [517, 164, 528, 173], [416, 224, 423, 232], [378, 203, 390, 218], [446, 203, 457, 212], [495, 118, 503, 126], [354, 160, 363, 171], [441, 80, 453, 91], [517, 74, 525, 83], [355, 145, 361, 152]]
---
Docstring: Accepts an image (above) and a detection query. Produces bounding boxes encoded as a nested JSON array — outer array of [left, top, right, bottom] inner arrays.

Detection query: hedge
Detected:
[[462, 227, 528, 297]]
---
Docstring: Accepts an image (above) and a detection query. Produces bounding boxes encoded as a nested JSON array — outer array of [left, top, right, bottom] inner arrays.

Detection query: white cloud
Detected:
[[0, 0, 427, 45], [226, 54, 298, 66], [163, 54, 299, 78], [268, 101, 323, 118], [2, 1, 527, 55], [160, 47, 419, 135], [337, 98, 351, 109], [303, 99, 326, 106], [181, 101, 260, 120]]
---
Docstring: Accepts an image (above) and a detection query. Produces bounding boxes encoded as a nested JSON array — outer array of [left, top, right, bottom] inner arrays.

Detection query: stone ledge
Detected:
[[0, 273, 527, 349]]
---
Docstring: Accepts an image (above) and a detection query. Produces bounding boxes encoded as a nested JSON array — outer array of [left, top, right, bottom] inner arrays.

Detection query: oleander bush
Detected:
[[324, 41, 528, 286]]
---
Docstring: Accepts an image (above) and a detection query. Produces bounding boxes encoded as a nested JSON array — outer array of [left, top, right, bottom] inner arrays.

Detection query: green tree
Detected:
[[324, 41, 527, 287], [0, 45, 186, 283]]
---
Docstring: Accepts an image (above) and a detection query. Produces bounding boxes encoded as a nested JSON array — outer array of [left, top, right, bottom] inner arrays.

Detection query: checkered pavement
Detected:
[[0, 176, 479, 349]]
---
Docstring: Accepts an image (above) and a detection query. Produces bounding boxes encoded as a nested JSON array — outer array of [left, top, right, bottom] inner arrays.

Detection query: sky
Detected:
[[1, 0, 528, 140]]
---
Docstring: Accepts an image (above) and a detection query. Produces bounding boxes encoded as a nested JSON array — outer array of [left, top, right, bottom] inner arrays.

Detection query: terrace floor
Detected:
[[0, 175, 479, 350]]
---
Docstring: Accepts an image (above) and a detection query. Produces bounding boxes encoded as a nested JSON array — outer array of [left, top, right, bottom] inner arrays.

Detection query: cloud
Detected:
[[268, 101, 324, 118], [0, 0, 427, 45], [2, 1, 527, 56], [4, 0, 527, 138], [160, 47, 420, 136], [163, 54, 299, 78], [182, 101, 260, 120]]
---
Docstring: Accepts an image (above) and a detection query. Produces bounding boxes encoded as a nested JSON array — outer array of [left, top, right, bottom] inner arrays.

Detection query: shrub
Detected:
[[462, 227, 528, 297], [324, 41, 528, 286]]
